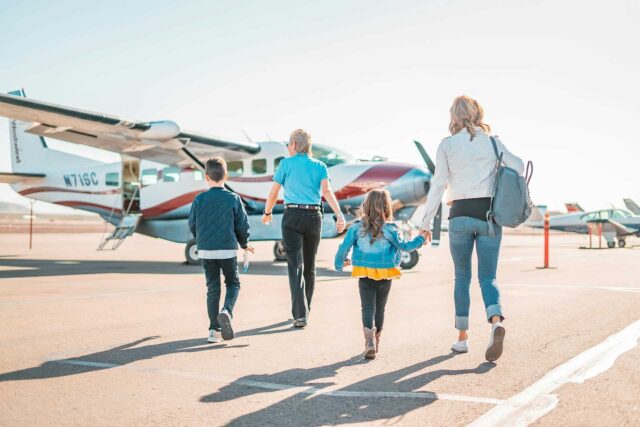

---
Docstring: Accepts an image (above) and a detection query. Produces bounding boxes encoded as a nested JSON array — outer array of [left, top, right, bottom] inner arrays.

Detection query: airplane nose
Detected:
[[413, 166, 431, 202]]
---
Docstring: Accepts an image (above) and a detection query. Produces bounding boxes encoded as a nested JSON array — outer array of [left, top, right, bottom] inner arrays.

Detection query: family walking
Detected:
[[188, 95, 526, 363]]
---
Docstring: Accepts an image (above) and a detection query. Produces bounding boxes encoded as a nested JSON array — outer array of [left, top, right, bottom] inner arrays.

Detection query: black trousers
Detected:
[[202, 257, 240, 331], [358, 277, 392, 331], [281, 208, 322, 320]]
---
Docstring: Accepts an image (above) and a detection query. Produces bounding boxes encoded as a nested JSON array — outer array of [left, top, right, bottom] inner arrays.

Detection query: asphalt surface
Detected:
[[0, 231, 639, 426]]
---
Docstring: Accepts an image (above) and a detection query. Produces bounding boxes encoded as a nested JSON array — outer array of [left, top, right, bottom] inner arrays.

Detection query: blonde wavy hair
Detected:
[[449, 95, 491, 141], [289, 128, 312, 155], [357, 189, 393, 243]]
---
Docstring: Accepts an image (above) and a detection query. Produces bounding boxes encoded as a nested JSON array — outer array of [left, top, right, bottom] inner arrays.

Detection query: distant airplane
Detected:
[[0, 90, 442, 267], [564, 202, 584, 213], [624, 199, 640, 215], [527, 206, 640, 248]]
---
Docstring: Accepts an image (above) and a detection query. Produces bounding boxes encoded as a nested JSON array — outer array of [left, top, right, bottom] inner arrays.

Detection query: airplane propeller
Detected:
[[413, 140, 442, 247]]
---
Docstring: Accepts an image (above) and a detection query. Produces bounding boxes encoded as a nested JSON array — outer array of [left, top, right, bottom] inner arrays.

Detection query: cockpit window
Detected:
[[313, 144, 353, 167], [611, 209, 631, 220]]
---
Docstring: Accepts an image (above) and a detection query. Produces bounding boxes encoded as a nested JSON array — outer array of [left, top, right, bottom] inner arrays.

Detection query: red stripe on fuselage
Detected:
[[140, 190, 205, 218], [19, 187, 121, 196], [333, 164, 413, 200]]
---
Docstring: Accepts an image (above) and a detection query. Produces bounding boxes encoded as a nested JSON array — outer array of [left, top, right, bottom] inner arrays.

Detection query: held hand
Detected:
[[343, 258, 351, 267], [336, 215, 346, 234], [262, 214, 272, 225], [245, 245, 255, 254], [419, 230, 432, 243]]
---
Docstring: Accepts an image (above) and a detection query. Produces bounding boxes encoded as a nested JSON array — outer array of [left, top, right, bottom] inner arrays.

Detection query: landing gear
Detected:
[[185, 240, 200, 265], [273, 240, 287, 262], [400, 250, 420, 269], [607, 240, 616, 249], [618, 239, 627, 248]]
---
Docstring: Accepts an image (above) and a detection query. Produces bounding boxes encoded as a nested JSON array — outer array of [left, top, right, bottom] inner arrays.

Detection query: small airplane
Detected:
[[624, 198, 640, 216], [0, 90, 442, 267], [527, 205, 640, 248]]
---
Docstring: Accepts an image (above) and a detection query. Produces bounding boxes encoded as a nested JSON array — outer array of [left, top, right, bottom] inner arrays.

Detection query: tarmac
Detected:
[[0, 231, 639, 426]]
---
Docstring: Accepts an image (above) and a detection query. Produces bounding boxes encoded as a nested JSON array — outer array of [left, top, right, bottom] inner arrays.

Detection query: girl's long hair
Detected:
[[357, 189, 393, 242], [449, 95, 491, 141]]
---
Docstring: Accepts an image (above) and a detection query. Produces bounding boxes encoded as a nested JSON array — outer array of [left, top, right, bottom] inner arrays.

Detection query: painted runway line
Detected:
[[52, 358, 507, 406], [468, 319, 640, 426]]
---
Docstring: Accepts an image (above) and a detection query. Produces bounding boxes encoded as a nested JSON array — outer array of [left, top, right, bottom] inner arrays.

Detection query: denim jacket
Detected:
[[334, 221, 425, 271]]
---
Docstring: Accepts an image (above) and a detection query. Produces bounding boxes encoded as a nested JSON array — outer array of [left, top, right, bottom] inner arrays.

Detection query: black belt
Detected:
[[285, 204, 321, 211]]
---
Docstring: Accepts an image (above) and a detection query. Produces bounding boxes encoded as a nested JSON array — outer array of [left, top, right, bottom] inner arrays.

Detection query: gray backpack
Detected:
[[488, 136, 533, 228]]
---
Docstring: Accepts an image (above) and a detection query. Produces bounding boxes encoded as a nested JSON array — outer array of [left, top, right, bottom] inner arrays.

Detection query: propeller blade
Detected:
[[431, 204, 442, 247], [413, 140, 436, 174]]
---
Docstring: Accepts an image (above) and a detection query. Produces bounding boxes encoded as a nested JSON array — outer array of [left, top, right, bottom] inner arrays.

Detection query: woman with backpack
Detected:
[[419, 95, 525, 362]]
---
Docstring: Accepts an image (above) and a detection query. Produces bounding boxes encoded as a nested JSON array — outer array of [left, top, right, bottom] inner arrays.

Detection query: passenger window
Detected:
[[193, 170, 204, 181], [141, 168, 158, 186], [105, 172, 119, 187], [227, 161, 244, 177], [252, 159, 267, 174], [163, 166, 181, 183], [274, 156, 284, 170]]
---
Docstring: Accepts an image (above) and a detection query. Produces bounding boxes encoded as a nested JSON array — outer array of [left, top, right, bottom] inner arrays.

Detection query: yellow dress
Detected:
[[351, 266, 401, 281]]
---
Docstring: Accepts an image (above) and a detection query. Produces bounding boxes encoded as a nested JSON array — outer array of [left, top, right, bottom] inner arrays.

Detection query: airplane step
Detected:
[[97, 214, 141, 251]]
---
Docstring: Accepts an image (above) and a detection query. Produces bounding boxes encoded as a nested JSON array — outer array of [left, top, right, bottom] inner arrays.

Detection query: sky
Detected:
[[1, 0, 638, 214]]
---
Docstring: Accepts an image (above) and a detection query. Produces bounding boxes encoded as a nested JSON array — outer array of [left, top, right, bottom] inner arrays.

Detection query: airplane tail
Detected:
[[624, 199, 640, 215], [6, 89, 98, 177], [525, 205, 546, 227], [564, 202, 584, 213]]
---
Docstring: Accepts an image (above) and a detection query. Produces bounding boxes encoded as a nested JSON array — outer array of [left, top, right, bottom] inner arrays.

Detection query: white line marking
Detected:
[[469, 319, 640, 426], [53, 359, 506, 405]]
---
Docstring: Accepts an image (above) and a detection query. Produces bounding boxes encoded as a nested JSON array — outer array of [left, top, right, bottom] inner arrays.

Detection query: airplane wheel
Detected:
[[400, 250, 419, 270], [273, 241, 287, 262], [618, 239, 626, 248], [607, 241, 616, 249], [185, 240, 200, 265]]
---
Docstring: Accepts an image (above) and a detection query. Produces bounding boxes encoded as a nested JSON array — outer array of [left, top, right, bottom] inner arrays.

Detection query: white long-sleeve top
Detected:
[[420, 127, 525, 231]]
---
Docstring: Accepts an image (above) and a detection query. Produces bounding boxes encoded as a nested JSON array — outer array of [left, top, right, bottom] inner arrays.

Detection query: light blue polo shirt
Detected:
[[273, 153, 329, 205]]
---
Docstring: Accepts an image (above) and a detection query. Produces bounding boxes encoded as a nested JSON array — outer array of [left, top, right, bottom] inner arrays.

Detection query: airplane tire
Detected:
[[618, 239, 626, 248], [185, 240, 200, 265], [400, 250, 419, 270], [273, 241, 287, 262], [607, 241, 616, 249]]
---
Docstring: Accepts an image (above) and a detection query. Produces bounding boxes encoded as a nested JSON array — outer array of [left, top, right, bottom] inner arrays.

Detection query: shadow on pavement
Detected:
[[0, 336, 246, 383], [201, 352, 496, 426], [0, 258, 348, 279]]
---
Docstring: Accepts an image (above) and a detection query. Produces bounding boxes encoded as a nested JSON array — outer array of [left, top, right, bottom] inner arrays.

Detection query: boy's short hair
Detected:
[[205, 157, 227, 182]]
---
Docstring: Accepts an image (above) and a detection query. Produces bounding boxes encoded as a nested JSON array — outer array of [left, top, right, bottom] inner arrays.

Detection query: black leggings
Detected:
[[358, 277, 392, 331]]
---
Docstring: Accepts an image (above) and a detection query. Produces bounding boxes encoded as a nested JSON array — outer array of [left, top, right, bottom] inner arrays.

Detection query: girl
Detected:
[[335, 189, 425, 359]]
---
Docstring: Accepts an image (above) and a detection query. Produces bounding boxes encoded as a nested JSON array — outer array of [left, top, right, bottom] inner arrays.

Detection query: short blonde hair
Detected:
[[449, 95, 491, 140], [289, 129, 312, 155]]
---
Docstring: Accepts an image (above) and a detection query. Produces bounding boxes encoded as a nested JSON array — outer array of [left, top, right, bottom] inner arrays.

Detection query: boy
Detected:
[[189, 157, 253, 343]]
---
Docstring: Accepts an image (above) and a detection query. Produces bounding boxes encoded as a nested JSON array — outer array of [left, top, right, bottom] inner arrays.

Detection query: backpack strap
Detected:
[[490, 136, 504, 164]]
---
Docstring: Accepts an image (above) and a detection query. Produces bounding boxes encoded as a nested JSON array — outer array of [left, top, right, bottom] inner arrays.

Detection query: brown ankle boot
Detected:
[[375, 330, 382, 353], [363, 327, 376, 359]]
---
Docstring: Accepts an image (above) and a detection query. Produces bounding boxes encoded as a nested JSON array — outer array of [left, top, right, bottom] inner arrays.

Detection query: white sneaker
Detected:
[[293, 318, 307, 328], [217, 309, 234, 340], [485, 322, 506, 362], [451, 340, 469, 353], [207, 329, 222, 343]]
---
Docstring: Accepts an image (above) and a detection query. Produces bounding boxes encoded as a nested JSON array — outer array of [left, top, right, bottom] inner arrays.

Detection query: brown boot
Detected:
[[375, 330, 382, 353], [363, 327, 376, 359]]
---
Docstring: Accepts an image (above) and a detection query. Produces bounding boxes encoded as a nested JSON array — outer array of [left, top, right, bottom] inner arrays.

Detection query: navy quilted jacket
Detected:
[[188, 187, 250, 250]]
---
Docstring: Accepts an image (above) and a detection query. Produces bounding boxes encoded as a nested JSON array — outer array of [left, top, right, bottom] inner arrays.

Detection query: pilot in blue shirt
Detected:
[[272, 153, 329, 205]]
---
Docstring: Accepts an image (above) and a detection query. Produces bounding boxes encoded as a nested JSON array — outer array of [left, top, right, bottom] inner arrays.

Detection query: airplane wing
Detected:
[[0, 92, 261, 167], [588, 219, 636, 236]]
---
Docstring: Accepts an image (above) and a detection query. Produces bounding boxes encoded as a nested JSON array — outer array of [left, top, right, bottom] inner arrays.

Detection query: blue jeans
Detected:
[[448, 217, 504, 330]]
